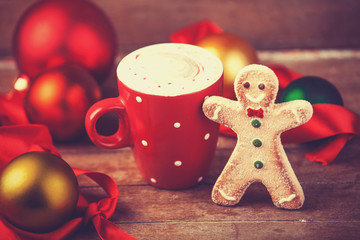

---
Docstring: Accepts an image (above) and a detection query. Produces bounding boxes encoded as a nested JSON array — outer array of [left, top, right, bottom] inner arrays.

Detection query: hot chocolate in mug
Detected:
[[85, 43, 223, 189]]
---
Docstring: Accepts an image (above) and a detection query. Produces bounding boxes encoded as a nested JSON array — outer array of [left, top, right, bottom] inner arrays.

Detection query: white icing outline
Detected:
[[219, 189, 237, 201], [141, 140, 148, 146], [279, 194, 296, 204], [245, 93, 265, 103], [211, 106, 222, 120], [291, 109, 301, 123], [174, 122, 181, 128]]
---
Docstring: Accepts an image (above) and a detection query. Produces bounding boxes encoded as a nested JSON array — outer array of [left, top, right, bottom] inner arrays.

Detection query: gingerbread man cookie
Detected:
[[203, 64, 313, 209]]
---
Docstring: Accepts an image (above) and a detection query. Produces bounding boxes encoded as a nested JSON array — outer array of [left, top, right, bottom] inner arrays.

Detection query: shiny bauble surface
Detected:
[[0, 152, 79, 233], [197, 33, 259, 99], [279, 76, 344, 105], [13, 0, 117, 83], [24, 65, 101, 141]]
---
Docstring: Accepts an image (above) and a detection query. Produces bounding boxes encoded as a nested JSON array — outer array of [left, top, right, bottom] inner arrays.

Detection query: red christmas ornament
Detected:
[[24, 65, 101, 141], [12, 0, 117, 83]]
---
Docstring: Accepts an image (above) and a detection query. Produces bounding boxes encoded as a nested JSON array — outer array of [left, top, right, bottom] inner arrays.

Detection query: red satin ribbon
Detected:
[[0, 94, 29, 126], [171, 20, 360, 165], [0, 124, 137, 240], [0, 89, 137, 239]]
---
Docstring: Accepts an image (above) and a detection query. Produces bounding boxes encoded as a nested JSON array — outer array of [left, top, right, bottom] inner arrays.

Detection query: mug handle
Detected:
[[85, 97, 132, 149]]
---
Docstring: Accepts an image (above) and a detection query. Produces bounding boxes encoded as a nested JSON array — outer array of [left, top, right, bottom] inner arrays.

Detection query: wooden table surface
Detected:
[[1, 50, 360, 239]]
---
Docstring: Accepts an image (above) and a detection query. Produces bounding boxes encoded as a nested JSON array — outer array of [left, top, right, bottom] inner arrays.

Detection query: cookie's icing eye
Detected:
[[243, 82, 250, 89], [258, 83, 265, 90]]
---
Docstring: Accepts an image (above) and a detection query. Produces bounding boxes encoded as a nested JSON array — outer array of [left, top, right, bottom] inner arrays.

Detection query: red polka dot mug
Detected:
[[85, 43, 223, 189]]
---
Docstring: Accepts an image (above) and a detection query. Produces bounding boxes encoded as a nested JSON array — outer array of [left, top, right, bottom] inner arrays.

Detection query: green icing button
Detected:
[[252, 139, 262, 147], [254, 161, 263, 169], [251, 119, 261, 128]]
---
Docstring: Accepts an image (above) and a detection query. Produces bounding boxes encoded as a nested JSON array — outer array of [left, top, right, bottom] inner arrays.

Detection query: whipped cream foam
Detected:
[[117, 43, 223, 96]]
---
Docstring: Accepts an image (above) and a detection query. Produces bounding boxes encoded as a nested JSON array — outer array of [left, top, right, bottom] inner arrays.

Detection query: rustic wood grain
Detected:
[[1, 0, 360, 56], [71, 221, 360, 240], [78, 183, 360, 223], [72, 182, 360, 240]]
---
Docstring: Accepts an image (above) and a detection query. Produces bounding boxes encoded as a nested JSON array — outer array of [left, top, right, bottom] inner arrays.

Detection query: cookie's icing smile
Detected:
[[245, 93, 265, 103]]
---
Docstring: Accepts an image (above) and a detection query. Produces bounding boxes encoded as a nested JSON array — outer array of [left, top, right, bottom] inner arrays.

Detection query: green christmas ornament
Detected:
[[279, 76, 344, 106]]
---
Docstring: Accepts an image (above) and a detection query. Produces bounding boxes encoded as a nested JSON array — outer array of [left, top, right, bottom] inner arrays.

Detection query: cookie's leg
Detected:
[[211, 151, 254, 206], [212, 178, 253, 206], [262, 162, 305, 209]]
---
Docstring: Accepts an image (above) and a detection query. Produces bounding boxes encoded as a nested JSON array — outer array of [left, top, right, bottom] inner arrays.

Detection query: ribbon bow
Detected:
[[0, 125, 137, 240], [247, 108, 264, 118]]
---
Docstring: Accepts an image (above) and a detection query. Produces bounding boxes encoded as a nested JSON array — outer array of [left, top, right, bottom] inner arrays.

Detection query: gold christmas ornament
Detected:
[[0, 152, 79, 233], [197, 33, 259, 99]]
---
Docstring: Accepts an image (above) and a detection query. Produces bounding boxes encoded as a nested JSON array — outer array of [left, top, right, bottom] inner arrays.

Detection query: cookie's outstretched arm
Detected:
[[274, 100, 313, 132], [203, 96, 242, 129]]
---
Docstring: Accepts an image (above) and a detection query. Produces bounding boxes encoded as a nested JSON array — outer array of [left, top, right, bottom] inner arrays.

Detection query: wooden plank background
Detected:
[[1, 0, 360, 56]]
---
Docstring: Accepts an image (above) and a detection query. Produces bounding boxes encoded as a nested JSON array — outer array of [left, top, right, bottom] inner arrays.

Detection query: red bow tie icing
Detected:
[[247, 108, 264, 118]]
